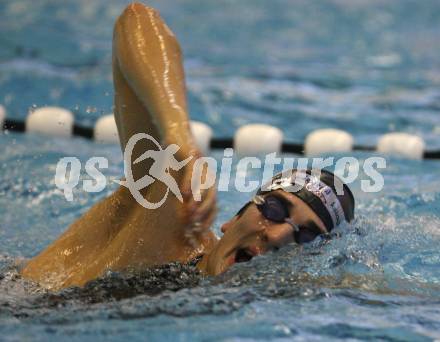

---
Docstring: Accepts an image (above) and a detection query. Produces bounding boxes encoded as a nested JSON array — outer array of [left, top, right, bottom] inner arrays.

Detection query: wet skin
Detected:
[[21, 3, 326, 290], [198, 190, 327, 276]]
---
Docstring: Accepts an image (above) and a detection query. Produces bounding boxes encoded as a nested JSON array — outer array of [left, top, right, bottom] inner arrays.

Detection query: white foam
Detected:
[[26, 106, 74, 137]]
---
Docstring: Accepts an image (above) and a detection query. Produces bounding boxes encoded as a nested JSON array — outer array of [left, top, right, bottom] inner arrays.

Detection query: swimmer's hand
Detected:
[[175, 146, 217, 247]]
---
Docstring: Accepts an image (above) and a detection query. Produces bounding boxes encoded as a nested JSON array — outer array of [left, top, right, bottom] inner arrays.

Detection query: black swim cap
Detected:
[[257, 168, 355, 231]]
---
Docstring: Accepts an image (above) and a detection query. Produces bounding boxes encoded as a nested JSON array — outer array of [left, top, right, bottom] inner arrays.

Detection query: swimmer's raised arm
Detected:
[[112, 2, 215, 229], [113, 3, 196, 155], [21, 3, 218, 290]]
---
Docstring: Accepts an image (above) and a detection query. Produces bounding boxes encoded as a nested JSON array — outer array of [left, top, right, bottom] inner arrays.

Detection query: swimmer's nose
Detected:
[[263, 224, 295, 249]]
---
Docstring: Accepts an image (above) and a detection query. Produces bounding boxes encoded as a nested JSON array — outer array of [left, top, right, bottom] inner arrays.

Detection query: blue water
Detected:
[[1, 0, 440, 340]]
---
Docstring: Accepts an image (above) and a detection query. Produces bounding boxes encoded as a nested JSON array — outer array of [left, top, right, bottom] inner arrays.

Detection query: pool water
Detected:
[[1, 0, 440, 340]]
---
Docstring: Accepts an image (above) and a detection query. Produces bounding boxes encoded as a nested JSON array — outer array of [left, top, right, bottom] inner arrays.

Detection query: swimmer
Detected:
[[21, 3, 355, 290]]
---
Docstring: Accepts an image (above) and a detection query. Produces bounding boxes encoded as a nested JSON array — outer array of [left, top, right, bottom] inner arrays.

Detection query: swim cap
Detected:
[[257, 169, 355, 231]]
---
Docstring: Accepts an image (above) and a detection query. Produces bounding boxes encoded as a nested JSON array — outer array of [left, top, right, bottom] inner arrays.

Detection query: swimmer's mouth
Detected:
[[234, 248, 256, 263]]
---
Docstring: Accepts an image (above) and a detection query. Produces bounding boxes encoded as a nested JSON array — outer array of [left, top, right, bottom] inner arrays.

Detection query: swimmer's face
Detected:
[[204, 190, 328, 275]]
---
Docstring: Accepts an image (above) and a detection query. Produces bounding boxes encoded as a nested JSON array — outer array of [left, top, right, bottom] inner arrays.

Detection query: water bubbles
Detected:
[[28, 104, 37, 114], [85, 106, 97, 114]]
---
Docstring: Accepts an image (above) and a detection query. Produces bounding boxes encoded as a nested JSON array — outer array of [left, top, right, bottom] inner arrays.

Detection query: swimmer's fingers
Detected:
[[199, 202, 217, 235], [182, 163, 215, 218], [184, 203, 217, 247], [192, 185, 217, 223], [184, 187, 217, 236], [183, 181, 216, 227], [180, 165, 193, 202], [191, 192, 217, 230], [180, 150, 202, 202]]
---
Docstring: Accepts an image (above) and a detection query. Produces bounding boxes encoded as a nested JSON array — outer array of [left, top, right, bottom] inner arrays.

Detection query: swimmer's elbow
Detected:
[[114, 2, 161, 55], [127, 2, 158, 14], [117, 2, 160, 26]]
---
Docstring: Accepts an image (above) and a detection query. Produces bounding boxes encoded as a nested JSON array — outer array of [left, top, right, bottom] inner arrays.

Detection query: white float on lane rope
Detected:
[[234, 124, 283, 156], [190, 121, 213, 155], [305, 128, 354, 156], [377, 132, 425, 159], [0, 105, 5, 129], [26, 106, 74, 137], [94, 114, 119, 143]]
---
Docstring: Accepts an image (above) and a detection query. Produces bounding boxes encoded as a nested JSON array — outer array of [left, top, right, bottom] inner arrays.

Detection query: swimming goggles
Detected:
[[236, 194, 322, 244]]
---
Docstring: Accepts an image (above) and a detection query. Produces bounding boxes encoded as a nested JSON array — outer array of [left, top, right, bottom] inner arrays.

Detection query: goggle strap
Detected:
[[285, 218, 300, 232]]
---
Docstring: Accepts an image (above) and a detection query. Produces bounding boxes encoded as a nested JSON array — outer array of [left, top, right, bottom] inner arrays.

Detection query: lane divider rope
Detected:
[[1, 105, 439, 160]]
